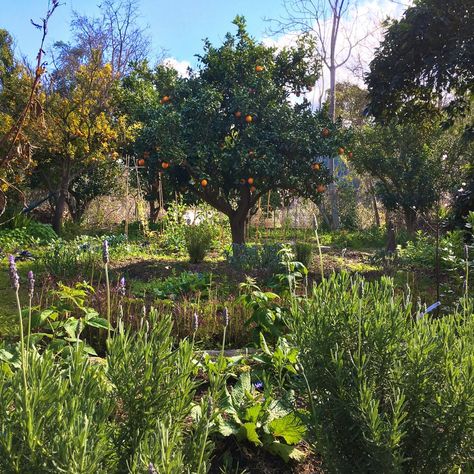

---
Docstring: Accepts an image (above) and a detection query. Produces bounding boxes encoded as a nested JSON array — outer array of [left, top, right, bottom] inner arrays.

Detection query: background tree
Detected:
[[349, 119, 458, 234], [366, 0, 474, 123], [117, 61, 188, 221], [144, 17, 342, 244], [271, 0, 375, 229], [31, 51, 126, 233]]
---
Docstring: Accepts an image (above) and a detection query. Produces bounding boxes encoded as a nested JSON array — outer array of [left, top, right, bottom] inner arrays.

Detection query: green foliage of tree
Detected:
[[366, 0, 474, 123], [350, 119, 457, 233], [129, 17, 344, 243]]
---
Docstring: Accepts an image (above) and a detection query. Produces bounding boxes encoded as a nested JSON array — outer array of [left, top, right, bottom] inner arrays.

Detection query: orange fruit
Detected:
[[234, 111, 242, 118], [161, 161, 169, 169], [201, 179, 208, 187], [317, 184, 326, 193], [245, 115, 253, 123], [348, 151, 353, 159], [138, 159, 145, 166], [255, 65, 264, 72], [321, 128, 330, 138], [247, 177, 254, 185], [312, 162, 321, 170], [161, 95, 170, 103], [338, 147, 345, 155]]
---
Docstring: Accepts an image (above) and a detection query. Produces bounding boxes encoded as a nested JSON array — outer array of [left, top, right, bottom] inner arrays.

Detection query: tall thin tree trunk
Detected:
[[369, 181, 381, 227], [52, 159, 71, 234]]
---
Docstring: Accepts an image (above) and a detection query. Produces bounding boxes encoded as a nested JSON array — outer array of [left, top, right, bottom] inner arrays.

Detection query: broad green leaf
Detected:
[[244, 403, 262, 423], [238, 422, 262, 446], [259, 332, 272, 355], [63, 318, 80, 339], [268, 412, 306, 445], [266, 441, 306, 462], [217, 418, 240, 437], [86, 316, 109, 330]]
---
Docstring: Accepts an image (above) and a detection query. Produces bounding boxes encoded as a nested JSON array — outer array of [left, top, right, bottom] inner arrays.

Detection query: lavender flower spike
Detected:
[[102, 239, 109, 264], [27, 270, 35, 298], [192, 312, 199, 332], [8, 255, 19, 290], [118, 276, 126, 297], [148, 463, 158, 474], [222, 307, 229, 327]]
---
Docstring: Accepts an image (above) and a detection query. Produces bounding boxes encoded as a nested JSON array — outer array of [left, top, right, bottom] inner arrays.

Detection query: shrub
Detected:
[[294, 242, 313, 268], [290, 272, 474, 473], [185, 224, 214, 263], [0, 313, 218, 473], [0, 223, 57, 254], [225, 243, 283, 273]]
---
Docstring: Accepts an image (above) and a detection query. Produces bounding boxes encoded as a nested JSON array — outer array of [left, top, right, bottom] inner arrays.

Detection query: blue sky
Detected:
[[1, 0, 288, 66]]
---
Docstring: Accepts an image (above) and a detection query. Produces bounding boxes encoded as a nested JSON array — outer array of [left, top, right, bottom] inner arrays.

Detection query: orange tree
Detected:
[[138, 17, 343, 244]]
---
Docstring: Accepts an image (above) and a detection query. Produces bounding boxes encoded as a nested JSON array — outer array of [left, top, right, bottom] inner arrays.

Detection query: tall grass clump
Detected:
[[291, 272, 474, 473], [294, 242, 313, 268], [185, 224, 214, 263]]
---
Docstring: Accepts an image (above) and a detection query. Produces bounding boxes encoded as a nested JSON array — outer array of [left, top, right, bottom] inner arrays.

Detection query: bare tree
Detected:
[[70, 0, 150, 78], [269, 0, 375, 229]]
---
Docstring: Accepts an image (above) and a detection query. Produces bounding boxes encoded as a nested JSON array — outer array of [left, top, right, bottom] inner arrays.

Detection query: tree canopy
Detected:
[[125, 17, 344, 243], [366, 0, 474, 123]]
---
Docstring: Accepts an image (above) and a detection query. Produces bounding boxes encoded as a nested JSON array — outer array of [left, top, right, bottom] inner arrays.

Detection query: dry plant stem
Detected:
[[15, 289, 32, 445], [313, 214, 324, 278], [105, 262, 111, 340]]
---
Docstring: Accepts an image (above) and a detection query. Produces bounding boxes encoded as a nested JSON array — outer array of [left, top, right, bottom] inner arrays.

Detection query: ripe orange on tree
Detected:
[[317, 184, 326, 193], [161, 161, 170, 169], [255, 65, 264, 72], [161, 95, 170, 104], [201, 179, 208, 187], [348, 151, 353, 159], [311, 162, 321, 170], [138, 158, 145, 166], [245, 114, 253, 123], [321, 127, 330, 138], [338, 147, 345, 155], [247, 177, 254, 185]]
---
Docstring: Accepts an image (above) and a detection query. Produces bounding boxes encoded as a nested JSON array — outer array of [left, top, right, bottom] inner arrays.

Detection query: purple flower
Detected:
[[118, 276, 126, 297], [254, 381, 264, 391], [148, 463, 157, 474], [102, 240, 109, 264], [192, 312, 199, 332], [8, 255, 19, 290], [27, 270, 35, 298], [222, 307, 229, 327]]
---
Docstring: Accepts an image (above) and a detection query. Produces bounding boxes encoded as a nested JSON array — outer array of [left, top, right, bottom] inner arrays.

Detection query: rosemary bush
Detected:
[[291, 272, 474, 473], [0, 312, 217, 473]]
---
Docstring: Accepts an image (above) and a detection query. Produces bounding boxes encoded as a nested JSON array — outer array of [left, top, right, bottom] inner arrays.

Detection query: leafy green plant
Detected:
[[107, 312, 217, 473], [29, 282, 109, 354], [291, 272, 474, 473], [185, 223, 214, 263], [238, 277, 284, 340], [132, 271, 212, 300], [225, 243, 283, 273], [217, 371, 306, 463]]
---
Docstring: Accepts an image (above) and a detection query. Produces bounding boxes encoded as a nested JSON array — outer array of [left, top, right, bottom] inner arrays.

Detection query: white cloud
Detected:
[[162, 57, 192, 77]]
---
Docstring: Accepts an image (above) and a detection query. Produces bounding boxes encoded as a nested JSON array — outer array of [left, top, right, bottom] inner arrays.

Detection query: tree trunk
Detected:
[[369, 181, 381, 227], [404, 207, 418, 235], [149, 200, 160, 223], [229, 214, 246, 245], [52, 160, 71, 234], [328, 61, 340, 230]]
